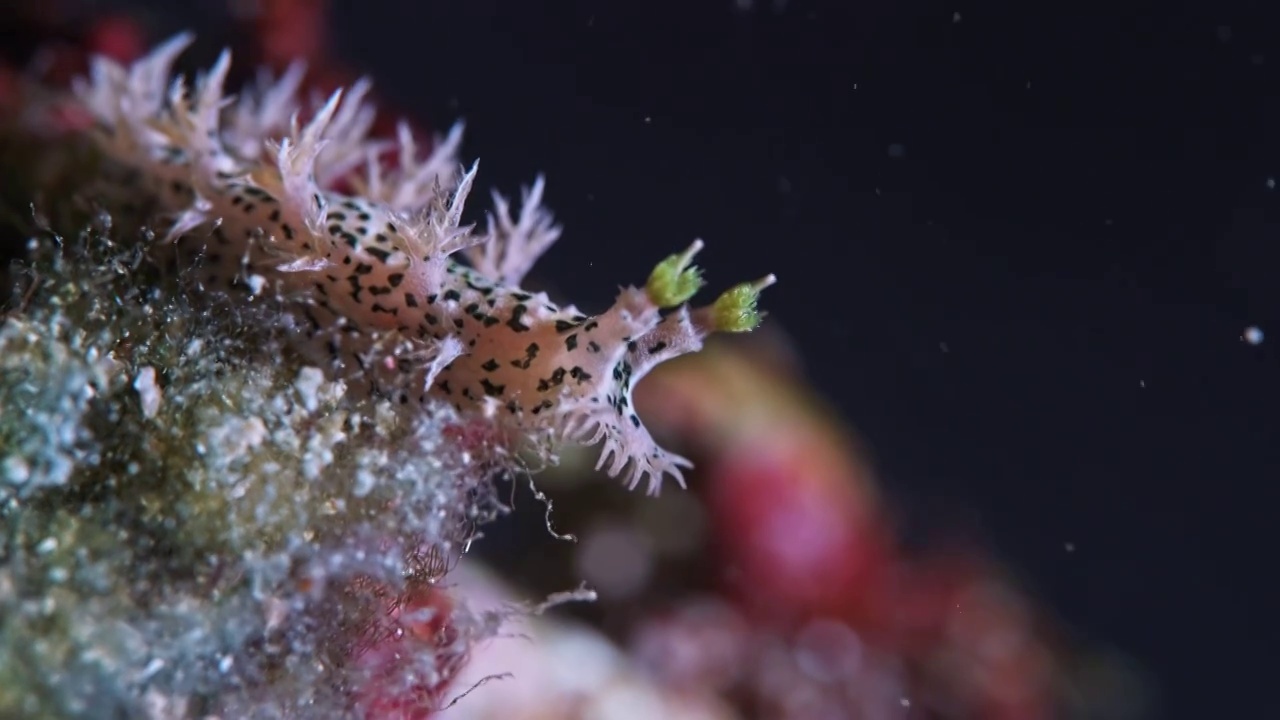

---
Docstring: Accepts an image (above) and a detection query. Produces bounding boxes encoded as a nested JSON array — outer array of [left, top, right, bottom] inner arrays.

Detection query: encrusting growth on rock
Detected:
[[69, 33, 775, 494]]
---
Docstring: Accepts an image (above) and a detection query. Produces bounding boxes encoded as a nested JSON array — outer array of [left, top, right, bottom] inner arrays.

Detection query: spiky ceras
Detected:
[[69, 33, 776, 495]]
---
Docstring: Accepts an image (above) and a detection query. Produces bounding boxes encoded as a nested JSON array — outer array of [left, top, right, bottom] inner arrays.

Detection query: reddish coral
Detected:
[[350, 581, 470, 719], [632, 337, 1073, 717]]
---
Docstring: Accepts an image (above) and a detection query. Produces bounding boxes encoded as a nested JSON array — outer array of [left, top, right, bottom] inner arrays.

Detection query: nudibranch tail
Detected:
[[67, 33, 776, 495]]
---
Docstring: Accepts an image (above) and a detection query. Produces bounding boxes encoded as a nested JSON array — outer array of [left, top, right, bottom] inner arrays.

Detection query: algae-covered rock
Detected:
[[0, 132, 505, 719]]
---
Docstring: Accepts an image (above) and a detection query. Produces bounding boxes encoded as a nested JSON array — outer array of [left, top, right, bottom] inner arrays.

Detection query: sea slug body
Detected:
[[69, 33, 775, 494]]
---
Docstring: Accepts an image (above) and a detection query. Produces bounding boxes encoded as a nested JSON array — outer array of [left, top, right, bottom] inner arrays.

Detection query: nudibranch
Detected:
[[69, 34, 775, 494]]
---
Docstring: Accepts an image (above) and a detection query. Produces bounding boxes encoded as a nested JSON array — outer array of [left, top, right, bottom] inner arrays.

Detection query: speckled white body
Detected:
[[71, 34, 771, 493]]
